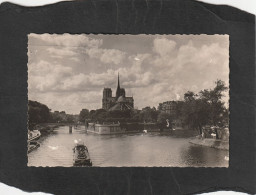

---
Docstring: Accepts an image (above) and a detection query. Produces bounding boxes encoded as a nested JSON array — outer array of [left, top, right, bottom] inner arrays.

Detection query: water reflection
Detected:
[[28, 126, 228, 167], [181, 145, 228, 167]]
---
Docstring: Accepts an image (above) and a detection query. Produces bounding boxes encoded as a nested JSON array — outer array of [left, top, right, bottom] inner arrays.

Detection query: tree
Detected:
[[89, 110, 96, 120], [184, 91, 196, 102], [108, 110, 131, 119], [50, 112, 62, 123], [157, 112, 172, 130], [28, 100, 50, 129], [79, 109, 90, 122], [66, 115, 75, 123], [199, 80, 228, 126], [91, 109, 108, 123], [140, 107, 158, 122], [181, 80, 228, 134]]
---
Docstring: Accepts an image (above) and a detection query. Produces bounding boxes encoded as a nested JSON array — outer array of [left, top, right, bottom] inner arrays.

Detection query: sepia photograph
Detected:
[[27, 34, 229, 167]]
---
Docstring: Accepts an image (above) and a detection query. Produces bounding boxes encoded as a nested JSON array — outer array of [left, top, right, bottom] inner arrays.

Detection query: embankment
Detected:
[[189, 137, 229, 151], [36, 123, 64, 134], [121, 123, 159, 132]]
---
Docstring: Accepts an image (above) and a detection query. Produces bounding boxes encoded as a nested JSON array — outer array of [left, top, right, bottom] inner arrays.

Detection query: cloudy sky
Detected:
[[28, 34, 229, 114]]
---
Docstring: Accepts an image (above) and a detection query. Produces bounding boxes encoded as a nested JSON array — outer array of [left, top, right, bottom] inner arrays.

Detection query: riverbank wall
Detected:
[[189, 137, 229, 151], [121, 123, 159, 132], [164, 129, 198, 138], [35, 123, 63, 134], [87, 122, 160, 134], [86, 122, 203, 136]]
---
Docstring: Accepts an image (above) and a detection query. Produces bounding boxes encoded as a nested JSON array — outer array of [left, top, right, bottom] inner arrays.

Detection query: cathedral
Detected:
[[102, 73, 134, 111]]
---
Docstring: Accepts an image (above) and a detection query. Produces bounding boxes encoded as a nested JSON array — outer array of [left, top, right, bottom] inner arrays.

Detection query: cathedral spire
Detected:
[[116, 72, 121, 99], [117, 72, 120, 89]]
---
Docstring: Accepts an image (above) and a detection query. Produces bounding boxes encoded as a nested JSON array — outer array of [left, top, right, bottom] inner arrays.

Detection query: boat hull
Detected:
[[73, 144, 92, 167], [28, 141, 40, 153], [73, 159, 92, 167], [28, 130, 41, 142]]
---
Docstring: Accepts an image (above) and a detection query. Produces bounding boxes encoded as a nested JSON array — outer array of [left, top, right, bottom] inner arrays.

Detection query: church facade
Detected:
[[102, 73, 134, 111]]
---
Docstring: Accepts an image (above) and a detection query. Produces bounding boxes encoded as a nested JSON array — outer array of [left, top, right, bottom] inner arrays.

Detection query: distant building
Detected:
[[158, 100, 185, 129], [102, 73, 134, 111], [158, 101, 182, 118]]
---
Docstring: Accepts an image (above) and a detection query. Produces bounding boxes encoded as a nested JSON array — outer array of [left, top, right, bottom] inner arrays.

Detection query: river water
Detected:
[[27, 126, 228, 167]]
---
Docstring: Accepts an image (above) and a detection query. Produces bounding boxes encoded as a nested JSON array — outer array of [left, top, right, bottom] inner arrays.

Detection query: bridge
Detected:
[[34, 123, 85, 132]]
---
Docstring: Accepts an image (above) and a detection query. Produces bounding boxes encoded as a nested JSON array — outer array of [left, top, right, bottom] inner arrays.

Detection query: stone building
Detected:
[[158, 101, 183, 118], [102, 73, 134, 111], [158, 101, 184, 129]]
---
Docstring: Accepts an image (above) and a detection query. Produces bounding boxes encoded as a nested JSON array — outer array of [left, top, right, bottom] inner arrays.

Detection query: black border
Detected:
[[0, 0, 255, 194]]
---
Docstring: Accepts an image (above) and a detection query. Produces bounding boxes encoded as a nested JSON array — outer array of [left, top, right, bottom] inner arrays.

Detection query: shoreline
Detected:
[[189, 137, 229, 151], [35, 123, 64, 135]]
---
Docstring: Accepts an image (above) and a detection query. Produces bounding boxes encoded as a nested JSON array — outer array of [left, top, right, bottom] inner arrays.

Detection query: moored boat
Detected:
[[27, 130, 41, 153], [28, 130, 41, 142], [28, 141, 40, 153]]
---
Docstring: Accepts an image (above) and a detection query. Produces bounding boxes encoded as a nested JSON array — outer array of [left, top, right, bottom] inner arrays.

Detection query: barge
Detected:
[[73, 142, 92, 166], [28, 141, 40, 153], [27, 130, 41, 153], [28, 130, 41, 142]]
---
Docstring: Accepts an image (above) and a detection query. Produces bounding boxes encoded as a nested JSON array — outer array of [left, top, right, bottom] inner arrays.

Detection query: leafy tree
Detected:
[[181, 80, 228, 134], [131, 110, 140, 122], [157, 112, 172, 130], [140, 106, 158, 122], [66, 115, 75, 123], [108, 110, 131, 119], [91, 109, 108, 123], [79, 109, 90, 122], [28, 100, 50, 129], [50, 112, 62, 123], [199, 80, 228, 126], [89, 110, 96, 120], [184, 91, 196, 102], [182, 98, 210, 134]]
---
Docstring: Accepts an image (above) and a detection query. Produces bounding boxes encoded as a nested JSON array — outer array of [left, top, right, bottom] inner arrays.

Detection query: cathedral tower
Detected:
[[116, 72, 121, 99], [102, 73, 134, 110]]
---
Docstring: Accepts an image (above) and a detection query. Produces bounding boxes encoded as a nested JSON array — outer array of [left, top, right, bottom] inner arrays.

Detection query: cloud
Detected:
[[61, 70, 117, 91], [29, 91, 102, 113], [28, 60, 72, 92], [28, 34, 229, 113], [153, 37, 177, 57], [47, 47, 76, 56], [150, 39, 229, 85], [86, 48, 126, 65], [122, 71, 156, 88], [29, 61, 117, 93], [129, 53, 151, 73], [128, 37, 229, 108]]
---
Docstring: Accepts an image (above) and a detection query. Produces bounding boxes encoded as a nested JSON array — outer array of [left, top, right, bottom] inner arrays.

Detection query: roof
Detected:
[[117, 96, 126, 103]]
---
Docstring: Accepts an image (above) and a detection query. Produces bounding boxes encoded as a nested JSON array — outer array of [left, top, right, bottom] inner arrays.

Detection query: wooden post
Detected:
[[69, 125, 72, 133]]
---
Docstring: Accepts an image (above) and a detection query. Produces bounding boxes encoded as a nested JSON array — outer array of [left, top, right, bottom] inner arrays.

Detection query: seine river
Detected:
[[28, 126, 228, 167]]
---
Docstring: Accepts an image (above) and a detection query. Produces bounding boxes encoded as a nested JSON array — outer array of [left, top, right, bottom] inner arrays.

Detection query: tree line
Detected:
[[79, 80, 228, 133], [28, 79, 228, 133], [28, 100, 78, 129]]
